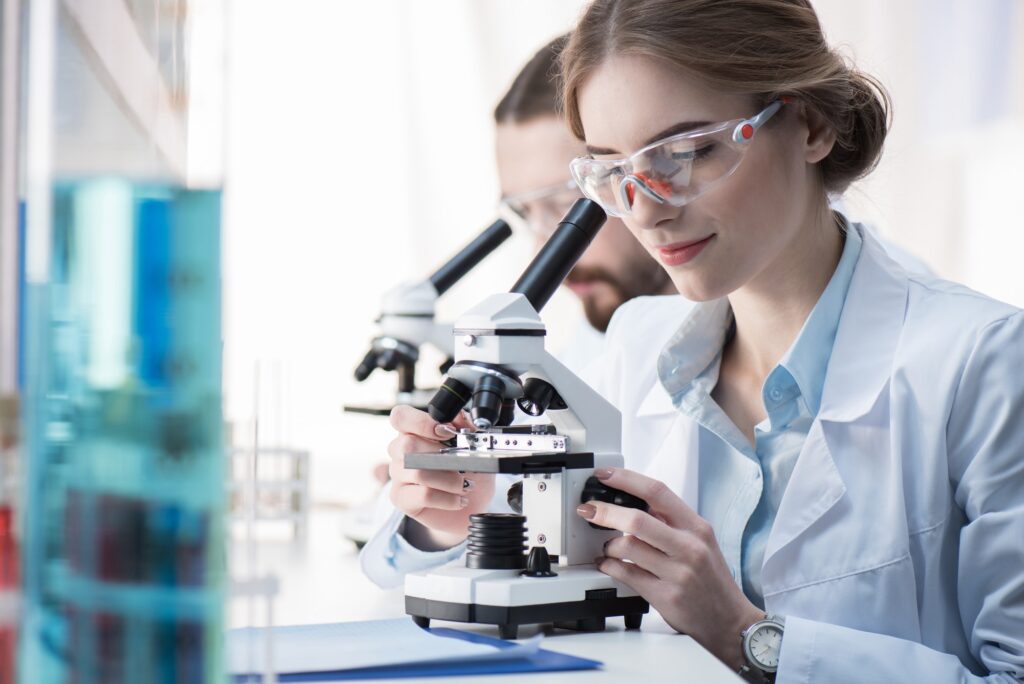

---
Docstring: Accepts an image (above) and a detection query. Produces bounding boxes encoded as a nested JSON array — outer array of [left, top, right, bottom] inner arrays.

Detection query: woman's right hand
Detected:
[[387, 405, 495, 550]]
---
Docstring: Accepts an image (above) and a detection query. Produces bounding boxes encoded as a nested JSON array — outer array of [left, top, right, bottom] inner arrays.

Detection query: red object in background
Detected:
[[0, 505, 18, 684]]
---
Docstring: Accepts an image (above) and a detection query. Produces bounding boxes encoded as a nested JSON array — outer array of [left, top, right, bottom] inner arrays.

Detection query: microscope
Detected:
[[346, 219, 512, 415], [403, 199, 650, 639]]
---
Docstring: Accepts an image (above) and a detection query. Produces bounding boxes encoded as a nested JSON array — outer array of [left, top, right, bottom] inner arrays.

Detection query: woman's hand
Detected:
[[577, 467, 763, 670], [387, 405, 495, 549]]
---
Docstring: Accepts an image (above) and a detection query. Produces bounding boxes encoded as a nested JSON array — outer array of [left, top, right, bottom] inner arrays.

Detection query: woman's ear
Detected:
[[798, 101, 837, 164]]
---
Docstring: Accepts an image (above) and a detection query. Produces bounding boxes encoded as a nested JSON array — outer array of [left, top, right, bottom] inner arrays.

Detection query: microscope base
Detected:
[[406, 594, 648, 639], [405, 565, 649, 639]]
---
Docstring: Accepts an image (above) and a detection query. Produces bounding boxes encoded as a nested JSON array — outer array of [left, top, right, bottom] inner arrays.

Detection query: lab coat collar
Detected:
[[761, 225, 908, 574], [816, 224, 909, 423]]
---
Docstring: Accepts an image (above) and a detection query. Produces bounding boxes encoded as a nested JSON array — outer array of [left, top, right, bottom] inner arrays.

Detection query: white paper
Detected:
[[228, 618, 544, 675]]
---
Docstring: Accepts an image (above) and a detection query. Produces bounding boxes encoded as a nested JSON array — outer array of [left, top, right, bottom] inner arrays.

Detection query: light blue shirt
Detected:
[[658, 225, 862, 608]]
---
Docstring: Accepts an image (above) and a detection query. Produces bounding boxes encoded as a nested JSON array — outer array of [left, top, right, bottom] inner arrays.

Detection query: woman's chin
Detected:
[[670, 275, 726, 303]]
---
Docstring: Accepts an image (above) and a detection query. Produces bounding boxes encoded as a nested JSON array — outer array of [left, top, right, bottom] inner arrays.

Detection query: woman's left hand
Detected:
[[577, 467, 764, 670]]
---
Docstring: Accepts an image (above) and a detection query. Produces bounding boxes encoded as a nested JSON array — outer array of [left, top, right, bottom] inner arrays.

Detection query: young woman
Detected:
[[382, 1, 1024, 681]]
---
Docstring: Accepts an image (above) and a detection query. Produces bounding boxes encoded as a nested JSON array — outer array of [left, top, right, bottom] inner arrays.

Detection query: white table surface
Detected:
[[228, 507, 742, 684]]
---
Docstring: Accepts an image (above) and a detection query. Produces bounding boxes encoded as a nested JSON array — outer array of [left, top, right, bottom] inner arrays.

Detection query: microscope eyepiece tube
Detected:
[[510, 199, 607, 311], [428, 219, 513, 296]]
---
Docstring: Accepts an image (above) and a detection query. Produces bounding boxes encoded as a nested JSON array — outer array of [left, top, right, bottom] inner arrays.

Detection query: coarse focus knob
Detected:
[[580, 475, 650, 530]]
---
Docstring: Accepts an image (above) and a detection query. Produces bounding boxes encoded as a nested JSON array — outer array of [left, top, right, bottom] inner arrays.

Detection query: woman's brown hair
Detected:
[[560, 0, 891, 194]]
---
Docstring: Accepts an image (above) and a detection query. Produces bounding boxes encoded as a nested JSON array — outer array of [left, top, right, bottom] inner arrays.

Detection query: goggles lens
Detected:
[[570, 100, 786, 218], [499, 180, 582, 238]]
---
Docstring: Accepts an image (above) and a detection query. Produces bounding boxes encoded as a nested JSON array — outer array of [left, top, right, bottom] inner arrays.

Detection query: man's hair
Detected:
[[493, 34, 569, 124]]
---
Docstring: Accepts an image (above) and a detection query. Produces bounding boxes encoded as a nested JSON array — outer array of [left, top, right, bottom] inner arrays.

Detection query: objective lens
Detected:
[[470, 375, 505, 429], [426, 377, 471, 424]]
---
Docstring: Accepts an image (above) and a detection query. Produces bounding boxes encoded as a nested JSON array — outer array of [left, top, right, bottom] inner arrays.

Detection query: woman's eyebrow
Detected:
[[585, 120, 713, 156], [642, 121, 711, 146]]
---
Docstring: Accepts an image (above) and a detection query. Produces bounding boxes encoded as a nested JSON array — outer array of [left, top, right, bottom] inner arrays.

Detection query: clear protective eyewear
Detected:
[[499, 179, 583, 238], [569, 98, 788, 218]]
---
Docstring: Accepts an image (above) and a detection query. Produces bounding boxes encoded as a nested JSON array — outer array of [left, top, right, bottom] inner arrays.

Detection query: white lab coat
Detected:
[[597, 227, 1024, 683]]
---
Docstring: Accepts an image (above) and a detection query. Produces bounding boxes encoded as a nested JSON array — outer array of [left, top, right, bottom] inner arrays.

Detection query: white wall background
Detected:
[[220, 0, 1024, 507]]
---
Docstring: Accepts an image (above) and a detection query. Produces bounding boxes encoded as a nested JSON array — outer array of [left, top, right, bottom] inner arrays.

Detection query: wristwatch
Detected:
[[739, 614, 785, 683]]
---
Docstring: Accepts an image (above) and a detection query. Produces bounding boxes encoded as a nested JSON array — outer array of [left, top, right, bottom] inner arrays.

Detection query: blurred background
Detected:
[[218, 0, 1024, 508], [0, 0, 1022, 678]]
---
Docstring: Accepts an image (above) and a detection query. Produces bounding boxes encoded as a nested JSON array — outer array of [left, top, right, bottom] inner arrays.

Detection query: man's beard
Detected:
[[565, 263, 672, 332]]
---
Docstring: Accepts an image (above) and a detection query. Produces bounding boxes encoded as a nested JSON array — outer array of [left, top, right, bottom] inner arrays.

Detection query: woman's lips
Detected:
[[655, 235, 715, 266]]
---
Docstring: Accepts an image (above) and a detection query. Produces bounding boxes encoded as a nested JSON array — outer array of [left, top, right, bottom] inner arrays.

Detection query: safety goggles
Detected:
[[569, 99, 788, 218], [499, 179, 583, 238]]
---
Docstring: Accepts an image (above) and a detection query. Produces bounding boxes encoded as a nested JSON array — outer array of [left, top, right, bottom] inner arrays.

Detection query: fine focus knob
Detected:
[[580, 475, 650, 530], [520, 546, 557, 578]]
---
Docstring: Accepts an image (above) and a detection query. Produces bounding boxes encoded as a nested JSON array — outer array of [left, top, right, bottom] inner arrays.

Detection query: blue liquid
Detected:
[[20, 179, 224, 683]]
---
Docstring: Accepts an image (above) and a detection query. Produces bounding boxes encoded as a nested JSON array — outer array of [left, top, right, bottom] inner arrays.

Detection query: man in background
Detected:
[[493, 34, 674, 375]]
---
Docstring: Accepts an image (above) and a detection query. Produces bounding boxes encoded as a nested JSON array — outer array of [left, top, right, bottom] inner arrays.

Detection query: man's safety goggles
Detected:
[[499, 179, 582, 238], [569, 99, 788, 218]]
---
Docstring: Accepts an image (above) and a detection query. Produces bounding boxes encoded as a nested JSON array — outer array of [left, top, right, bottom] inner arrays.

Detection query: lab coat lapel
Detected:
[[762, 419, 845, 567], [816, 228, 908, 424], [762, 227, 909, 571]]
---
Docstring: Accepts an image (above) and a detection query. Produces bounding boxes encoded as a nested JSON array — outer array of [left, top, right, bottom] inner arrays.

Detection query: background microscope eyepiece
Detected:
[[470, 375, 505, 429]]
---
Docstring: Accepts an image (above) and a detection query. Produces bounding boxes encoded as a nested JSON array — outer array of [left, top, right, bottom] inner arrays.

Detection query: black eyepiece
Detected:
[[429, 219, 512, 296], [510, 199, 607, 312]]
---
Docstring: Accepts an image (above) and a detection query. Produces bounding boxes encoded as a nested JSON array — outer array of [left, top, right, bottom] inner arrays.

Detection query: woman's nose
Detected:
[[627, 185, 680, 230]]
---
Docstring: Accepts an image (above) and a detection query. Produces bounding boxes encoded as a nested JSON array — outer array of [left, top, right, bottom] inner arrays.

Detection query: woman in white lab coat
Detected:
[[382, 0, 1024, 681]]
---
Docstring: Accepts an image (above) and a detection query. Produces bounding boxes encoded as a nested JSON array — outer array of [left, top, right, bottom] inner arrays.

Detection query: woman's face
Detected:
[[576, 54, 828, 301], [495, 115, 670, 331]]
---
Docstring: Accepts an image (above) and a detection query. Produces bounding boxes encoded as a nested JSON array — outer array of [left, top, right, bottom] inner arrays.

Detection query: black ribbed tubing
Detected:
[[466, 513, 528, 570]]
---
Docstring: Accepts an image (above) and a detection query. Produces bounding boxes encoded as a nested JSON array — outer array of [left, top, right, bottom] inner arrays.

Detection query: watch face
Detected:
[[748, 624, 783, 669]]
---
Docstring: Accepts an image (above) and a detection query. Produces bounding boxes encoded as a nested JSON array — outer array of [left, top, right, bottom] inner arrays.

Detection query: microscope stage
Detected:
[[404, 449, 594, 473]]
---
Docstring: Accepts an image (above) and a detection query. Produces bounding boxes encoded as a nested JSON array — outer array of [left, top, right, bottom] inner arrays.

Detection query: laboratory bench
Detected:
[[228, 506, 742, 683]]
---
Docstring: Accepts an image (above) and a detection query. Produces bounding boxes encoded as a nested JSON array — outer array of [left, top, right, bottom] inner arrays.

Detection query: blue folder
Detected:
[[234, 627, 602, 682]]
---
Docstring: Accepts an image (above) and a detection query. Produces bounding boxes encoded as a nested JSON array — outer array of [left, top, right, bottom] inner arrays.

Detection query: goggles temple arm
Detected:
[[732, 97, 789, 143]]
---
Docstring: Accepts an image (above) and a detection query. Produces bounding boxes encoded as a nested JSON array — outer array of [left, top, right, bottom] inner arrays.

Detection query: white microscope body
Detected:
[[403, 200, 649, 639]]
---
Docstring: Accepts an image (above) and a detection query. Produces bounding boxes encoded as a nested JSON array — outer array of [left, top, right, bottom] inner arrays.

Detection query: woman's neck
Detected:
[[726, 206, 844, 379]]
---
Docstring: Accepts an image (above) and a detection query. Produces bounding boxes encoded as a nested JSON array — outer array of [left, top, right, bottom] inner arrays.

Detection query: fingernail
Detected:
[[434, 424, 458, 438], [459, 496, 469, 508], [577, 504, 596, 520], [462, 478, 474, 491], [594, 468, 614, 480]]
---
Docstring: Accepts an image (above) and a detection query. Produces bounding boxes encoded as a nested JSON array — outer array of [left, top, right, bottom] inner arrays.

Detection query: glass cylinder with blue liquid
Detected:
[[19, 2, 228, 681]]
